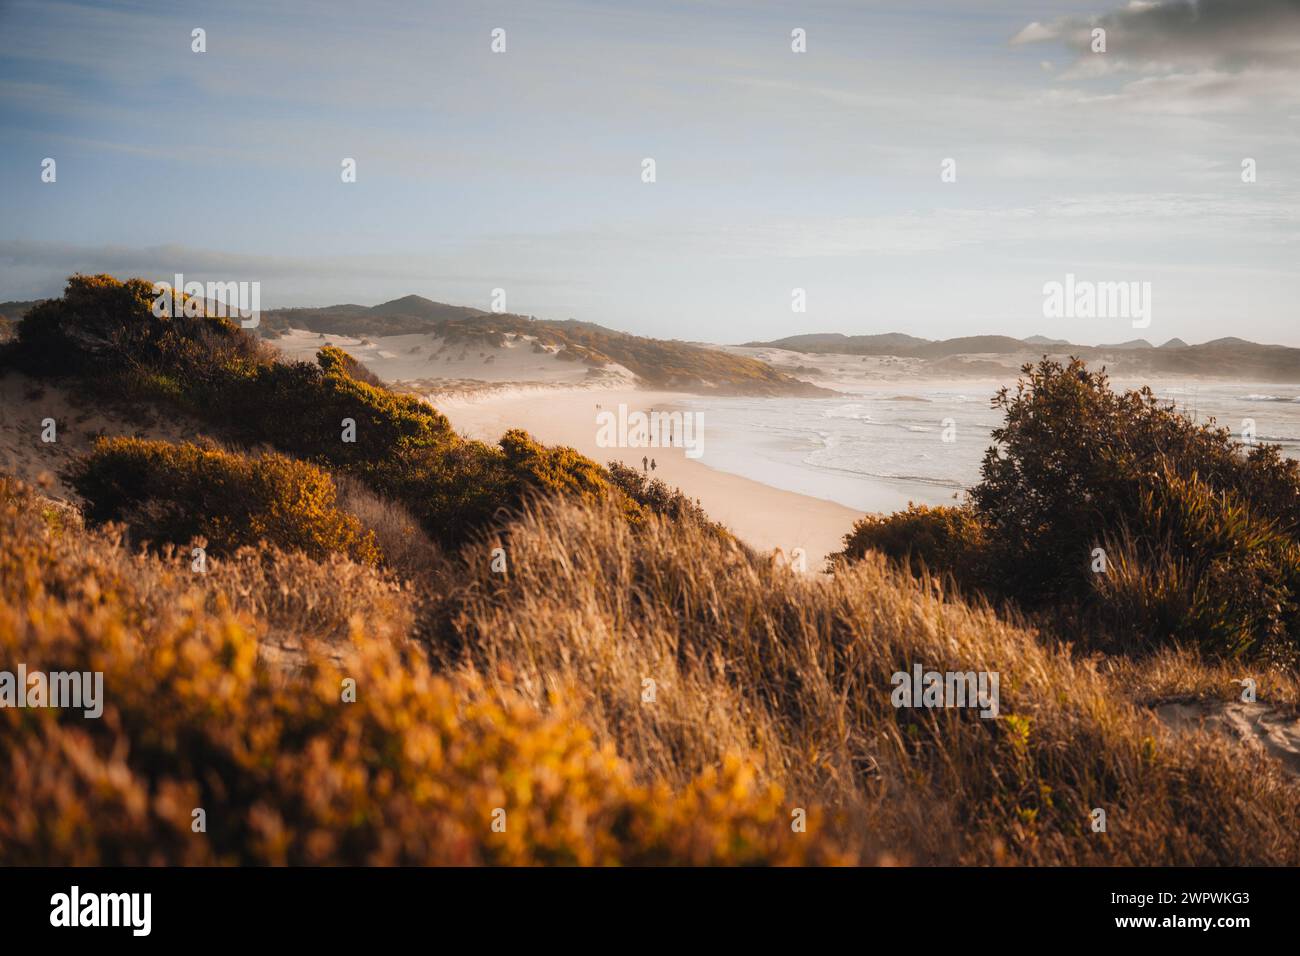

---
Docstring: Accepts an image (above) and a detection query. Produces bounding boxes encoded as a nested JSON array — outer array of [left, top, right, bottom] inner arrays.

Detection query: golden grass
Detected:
[[0, 477, 843, 865], [446, 496, 1300, 865], [4, 468, 1300, 865]]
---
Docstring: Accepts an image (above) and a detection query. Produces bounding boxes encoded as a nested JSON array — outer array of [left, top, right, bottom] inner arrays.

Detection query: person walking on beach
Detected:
[[642, 455, 648, 473], [650, 458, 657, 472]]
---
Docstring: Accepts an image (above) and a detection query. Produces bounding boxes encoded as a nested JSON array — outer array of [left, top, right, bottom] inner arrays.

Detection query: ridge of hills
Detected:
[[261, 295, 827, 395], [744, 331, 1300, 381]]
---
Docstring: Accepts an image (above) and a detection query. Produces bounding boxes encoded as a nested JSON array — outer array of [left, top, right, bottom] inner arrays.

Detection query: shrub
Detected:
[[11, 273, 274, 382], [1086, 467, 1300, 657], [499, 428, 615, 507], [972, 358, 1300, 604], [839, 358, 1300, 660], [12, 275, 639, 553], [606, 460, 721, 532], [316, 344, 384, 387], [832, 503, 987, 585], [0, 477, 843, 865], [202, 350, 457, 467], [67, 438, 380, 565]]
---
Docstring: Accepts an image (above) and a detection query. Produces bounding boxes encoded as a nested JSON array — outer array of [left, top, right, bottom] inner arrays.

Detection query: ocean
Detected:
[[679, 381, 1300, 514]]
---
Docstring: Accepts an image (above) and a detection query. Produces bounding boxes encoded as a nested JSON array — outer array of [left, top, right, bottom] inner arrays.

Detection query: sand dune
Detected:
[[1155, 699, 1300, 779], [275, 327, 636, 389], [0, 374, 207, 501], [272, 330, 866, 569]]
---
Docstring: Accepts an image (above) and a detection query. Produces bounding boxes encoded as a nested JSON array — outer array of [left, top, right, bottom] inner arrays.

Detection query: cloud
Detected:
[[1012, 21, 1060, 45], [707, 191, 1300, 259], [1013, 0, 1300, 112], [0, 240, 578, 304], [1015, 0, 1300, 66]]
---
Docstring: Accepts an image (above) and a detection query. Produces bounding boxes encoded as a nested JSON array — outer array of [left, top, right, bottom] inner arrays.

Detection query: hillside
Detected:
[[262, 296, 828, 396], [0, 299, 43, 322], [744, 330, 1300, 381], [4, 274, 1300, 867]]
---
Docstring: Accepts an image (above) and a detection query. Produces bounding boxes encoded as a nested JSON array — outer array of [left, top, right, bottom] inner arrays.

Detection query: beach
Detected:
[[270, 327, 1300, 570], [438, 387, 863, 570]]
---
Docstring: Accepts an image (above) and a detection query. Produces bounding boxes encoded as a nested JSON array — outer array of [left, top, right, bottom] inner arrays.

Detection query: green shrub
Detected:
[[14, 275, 641, 553], [68, 438, 380, 564], [832, 503, 988, 585], [1087, 466, 1300, 657], [12, 273, 272, 382], [215, 353, 457, 467], [837, 358, 1300, 660], [606, 460, 719, 530], [972, 359, 1300, 604]]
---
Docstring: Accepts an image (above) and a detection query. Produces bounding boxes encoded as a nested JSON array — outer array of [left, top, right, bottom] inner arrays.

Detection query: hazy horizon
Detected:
[[3, 0, 1298, 345]]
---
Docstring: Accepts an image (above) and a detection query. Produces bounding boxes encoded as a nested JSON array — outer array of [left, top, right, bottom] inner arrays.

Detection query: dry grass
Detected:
[[334, 473, 445, 582], [5, 468, 1300, 865], [442, 496, 1300, 865], [0, 477, 844, 865], [1, 485, 413, 672], [1100, 647, 1300, 710]]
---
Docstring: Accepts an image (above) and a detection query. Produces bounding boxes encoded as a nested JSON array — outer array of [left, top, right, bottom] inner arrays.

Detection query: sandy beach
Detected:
[[277, 327, 870, 567], [438, 387, 863, 570]]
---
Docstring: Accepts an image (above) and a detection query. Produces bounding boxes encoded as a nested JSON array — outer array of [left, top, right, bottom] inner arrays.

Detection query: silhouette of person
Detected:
[[642, 456, 648, 472], [650, 458, 657, 472]]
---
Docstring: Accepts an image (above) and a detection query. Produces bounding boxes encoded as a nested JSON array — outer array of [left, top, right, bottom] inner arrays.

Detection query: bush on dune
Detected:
[[214, 349, 457, 467], [0, 477, 842, 865], [833, 503, 988, 587], [1089, 468, 1300, 656], [605, 460, 728, 537], [836, 358, 1300, 661], [7, 275, 655, 552], [67, 437, 380, 565], [8, 273, 275, 385], [972, 359, 1300, 604]]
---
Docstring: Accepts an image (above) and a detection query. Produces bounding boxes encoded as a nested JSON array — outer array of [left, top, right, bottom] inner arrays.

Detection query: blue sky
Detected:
[[1, 0, 1298, 345]]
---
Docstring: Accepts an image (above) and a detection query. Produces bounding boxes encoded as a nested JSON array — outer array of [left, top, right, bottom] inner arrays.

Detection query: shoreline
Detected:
[[436, 386, 864, 571]]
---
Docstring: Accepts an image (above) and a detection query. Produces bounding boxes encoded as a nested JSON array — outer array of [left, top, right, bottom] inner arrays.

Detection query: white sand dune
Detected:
[[275, 328, 637, 389], [1154, 698, 1300, 779], [722, 345, 932, 391], [0, 373, 208, 501]]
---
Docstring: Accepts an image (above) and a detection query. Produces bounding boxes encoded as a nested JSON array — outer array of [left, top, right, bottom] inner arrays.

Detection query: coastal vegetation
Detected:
[[2, 275, 1298, 865]]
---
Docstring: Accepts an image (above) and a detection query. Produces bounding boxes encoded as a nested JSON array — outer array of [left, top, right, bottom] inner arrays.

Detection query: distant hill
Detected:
[[747, 330, 1159, 357], [261, 297, 828, 396], [0, 300, 44, 322], [742, 330, 1300, 381], [912, 335, 1029, 358], [746, 332, 930, 354], [748, 332, 1038, 358]]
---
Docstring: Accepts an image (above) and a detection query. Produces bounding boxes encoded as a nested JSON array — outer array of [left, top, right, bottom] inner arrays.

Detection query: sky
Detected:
[[1, 0, 1298, 346]]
